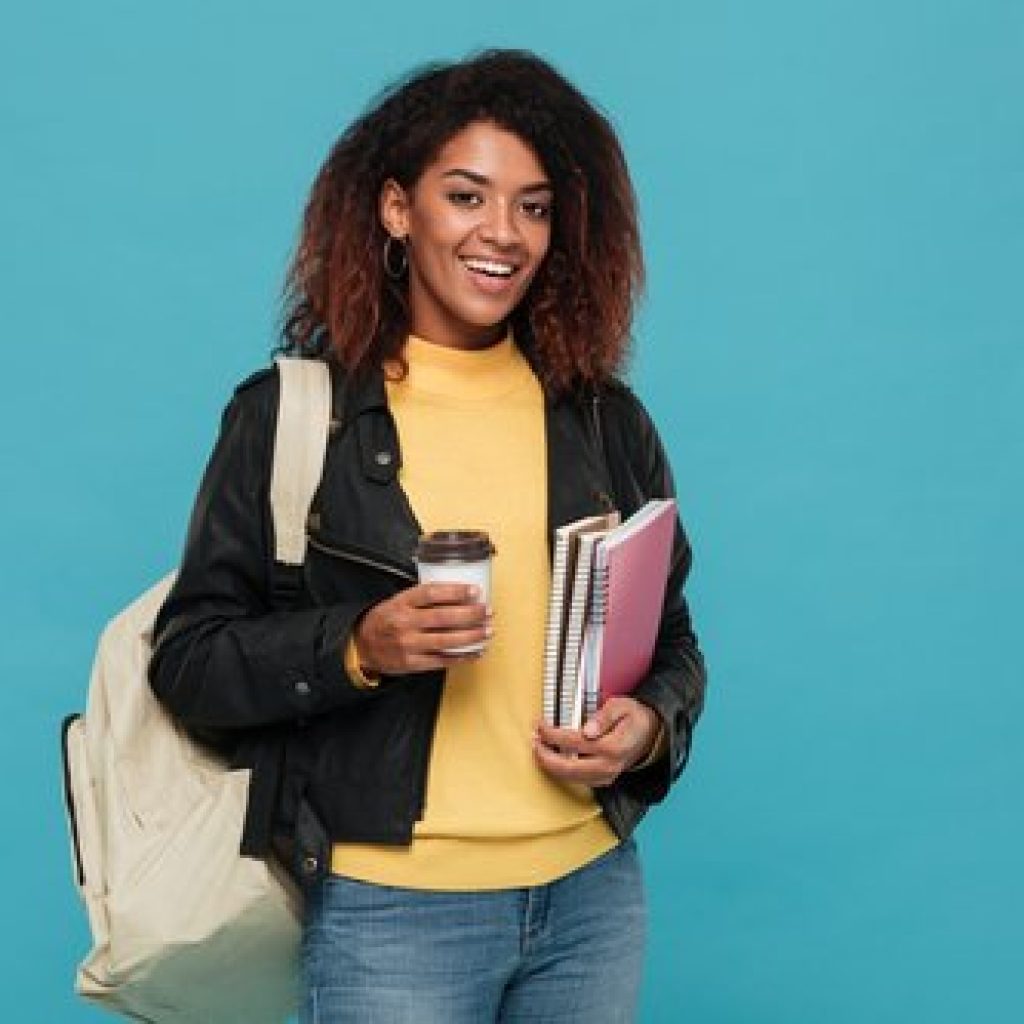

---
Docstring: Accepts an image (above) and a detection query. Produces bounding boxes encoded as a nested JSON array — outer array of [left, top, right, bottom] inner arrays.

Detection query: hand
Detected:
[[532, 697, 661, 788], [353, 583, 493, 676]]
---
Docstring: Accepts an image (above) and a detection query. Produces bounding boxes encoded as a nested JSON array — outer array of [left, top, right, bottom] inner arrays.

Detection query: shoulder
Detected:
[[226, 362, 285, 419], [233, 357, 339, 406], [232, 364, 280, 405], [225, 356, 339, 437], [205, 365, 282, 454], [597, 376, 657, 440], [595, 376, 676, 497], [599, 375, 641, 411]]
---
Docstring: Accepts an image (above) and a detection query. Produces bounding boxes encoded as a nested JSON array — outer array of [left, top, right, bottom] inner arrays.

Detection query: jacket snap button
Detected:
[[302, 855, 318, 875], [294, 679, 312, 697], [374, 450, 392, 466]]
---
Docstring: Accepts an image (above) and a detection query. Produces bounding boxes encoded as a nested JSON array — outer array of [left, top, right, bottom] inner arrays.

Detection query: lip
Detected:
[[459, 255, 521, 296], [460, 254, 521, 272]]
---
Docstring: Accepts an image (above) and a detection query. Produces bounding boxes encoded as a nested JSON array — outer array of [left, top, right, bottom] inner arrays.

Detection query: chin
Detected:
[[453, 306, 515, 333], [467, 292, 529, 325]]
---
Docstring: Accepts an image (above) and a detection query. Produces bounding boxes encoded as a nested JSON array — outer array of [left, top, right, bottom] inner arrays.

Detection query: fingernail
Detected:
[[469, 585, 482, 599]]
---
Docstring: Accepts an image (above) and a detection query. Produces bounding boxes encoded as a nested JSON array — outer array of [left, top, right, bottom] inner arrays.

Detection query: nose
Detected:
[[478, 198, 520, 248]]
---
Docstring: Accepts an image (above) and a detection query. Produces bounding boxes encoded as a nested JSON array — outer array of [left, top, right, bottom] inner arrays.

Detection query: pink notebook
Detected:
[[578, 499, 677, 721]]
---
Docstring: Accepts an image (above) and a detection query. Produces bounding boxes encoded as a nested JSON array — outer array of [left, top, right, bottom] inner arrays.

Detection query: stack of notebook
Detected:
[[541, 499, 677, 727]]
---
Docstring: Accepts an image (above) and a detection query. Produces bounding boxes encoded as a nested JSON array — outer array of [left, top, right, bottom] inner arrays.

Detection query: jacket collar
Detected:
[[326, 358, 616, 562]]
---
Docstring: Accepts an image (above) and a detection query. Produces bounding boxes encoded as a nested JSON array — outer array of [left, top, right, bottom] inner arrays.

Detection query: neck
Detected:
[[408, 320, 507, 352]]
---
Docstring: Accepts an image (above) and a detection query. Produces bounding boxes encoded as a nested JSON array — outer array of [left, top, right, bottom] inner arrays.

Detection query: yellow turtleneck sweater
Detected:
[[329, 333, 618, 889]]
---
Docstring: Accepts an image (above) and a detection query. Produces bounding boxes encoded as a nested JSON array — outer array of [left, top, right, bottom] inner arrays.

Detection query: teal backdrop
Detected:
[[2, 1, 1021, 1021]]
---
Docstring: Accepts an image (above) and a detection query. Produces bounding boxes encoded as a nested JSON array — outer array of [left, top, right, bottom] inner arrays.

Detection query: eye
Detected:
[[447, 190, 483, 207], [521, 199, 553, 220]]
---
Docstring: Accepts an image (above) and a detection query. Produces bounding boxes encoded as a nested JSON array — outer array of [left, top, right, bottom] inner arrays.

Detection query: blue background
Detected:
[[2, 1, 1021, 1020]]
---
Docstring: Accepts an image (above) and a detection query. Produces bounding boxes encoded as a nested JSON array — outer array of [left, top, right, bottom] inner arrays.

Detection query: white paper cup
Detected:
[[414, 531, 495, 655]]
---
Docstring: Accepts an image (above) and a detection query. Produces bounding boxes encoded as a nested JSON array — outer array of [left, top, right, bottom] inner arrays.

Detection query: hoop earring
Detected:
[[383, 235, 408, 280]]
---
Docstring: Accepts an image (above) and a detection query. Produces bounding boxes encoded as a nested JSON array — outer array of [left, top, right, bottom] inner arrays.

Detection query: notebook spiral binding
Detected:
[[591, 565, 610, 623], [583, 562, 611, 719], [542, 573, 570, 724]]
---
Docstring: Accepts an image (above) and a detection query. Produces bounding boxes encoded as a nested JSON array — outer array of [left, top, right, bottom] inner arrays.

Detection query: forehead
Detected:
[[425, 121, 549, 184]]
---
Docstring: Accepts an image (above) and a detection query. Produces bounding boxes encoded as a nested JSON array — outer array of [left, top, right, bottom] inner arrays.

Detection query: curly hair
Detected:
[[281, 49, 644, 396]]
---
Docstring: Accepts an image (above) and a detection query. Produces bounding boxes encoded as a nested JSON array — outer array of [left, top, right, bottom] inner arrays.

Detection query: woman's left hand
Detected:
[[533, 697, 661, 787]]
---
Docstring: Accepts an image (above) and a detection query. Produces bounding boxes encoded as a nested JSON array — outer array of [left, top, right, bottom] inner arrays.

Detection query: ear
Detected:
[[379, 178, 411, 239]]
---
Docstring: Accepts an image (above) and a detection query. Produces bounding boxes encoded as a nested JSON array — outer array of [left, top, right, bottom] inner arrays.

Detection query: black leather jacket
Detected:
[[149, 358, 706, 883]]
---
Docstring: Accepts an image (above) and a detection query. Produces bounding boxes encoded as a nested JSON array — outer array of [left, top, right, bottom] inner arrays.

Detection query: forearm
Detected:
[[149, 597, 381, 730], [625, 597, 706, 801]]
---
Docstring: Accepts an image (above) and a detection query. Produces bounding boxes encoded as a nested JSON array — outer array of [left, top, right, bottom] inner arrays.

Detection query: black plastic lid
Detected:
[[414, 530, 496, 564]]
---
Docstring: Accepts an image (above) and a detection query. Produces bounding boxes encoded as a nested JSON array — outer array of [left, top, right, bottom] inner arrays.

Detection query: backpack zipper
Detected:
[[60, 713, 86, 888]]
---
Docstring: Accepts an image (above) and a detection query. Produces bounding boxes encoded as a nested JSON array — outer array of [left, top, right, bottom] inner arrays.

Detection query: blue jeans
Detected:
[[301, 839, 647, 1023]]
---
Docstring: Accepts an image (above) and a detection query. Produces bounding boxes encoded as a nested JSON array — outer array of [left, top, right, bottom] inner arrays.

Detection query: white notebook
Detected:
[[542, 513, 618, 726], [557, 522, 617, 728]]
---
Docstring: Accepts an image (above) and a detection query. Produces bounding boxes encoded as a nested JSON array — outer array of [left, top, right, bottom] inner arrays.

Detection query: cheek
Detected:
[[415, 199, 470, 245], [532, 222, 553, 261], [524, 226, 552, 280], [407, 222, 460, 284]]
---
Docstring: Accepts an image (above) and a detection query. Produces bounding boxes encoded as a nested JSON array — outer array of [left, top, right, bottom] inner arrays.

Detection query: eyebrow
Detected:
[[441, 168, 553, 193]]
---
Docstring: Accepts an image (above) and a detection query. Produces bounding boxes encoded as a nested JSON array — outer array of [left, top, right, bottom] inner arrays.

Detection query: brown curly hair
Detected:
[[281, 49, 644, 396]]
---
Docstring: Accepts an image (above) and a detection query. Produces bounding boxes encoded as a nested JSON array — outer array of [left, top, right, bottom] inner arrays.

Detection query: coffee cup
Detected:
[[414, 530, 496, 654]]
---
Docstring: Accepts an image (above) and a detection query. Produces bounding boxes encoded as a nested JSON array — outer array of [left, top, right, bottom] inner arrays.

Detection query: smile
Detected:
[[459, 256, 518, 278]]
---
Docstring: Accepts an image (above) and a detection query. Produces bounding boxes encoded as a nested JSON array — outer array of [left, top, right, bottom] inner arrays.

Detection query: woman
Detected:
[[150, 49, 706, 1023]]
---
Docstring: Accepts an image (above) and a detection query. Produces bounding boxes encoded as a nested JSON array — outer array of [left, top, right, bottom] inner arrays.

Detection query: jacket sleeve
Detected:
[[610, 390, 708, 805], [148, 371, 382, 732]]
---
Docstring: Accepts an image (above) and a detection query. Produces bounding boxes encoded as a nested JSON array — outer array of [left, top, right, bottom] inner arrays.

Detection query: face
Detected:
[[380, 120, 553, 350]]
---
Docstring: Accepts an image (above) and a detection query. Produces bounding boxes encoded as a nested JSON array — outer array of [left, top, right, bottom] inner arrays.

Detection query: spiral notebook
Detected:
[[542, 513, 619, 726], [574, 499, 677, 724], [557, 525, 616, 728]]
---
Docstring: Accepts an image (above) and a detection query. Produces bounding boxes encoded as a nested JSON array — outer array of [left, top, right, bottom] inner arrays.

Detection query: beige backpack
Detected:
[[60, 357, 332, 1023]]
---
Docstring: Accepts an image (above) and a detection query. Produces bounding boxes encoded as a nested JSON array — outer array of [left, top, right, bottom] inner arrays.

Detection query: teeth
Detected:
[[462, 257, 515, 277]]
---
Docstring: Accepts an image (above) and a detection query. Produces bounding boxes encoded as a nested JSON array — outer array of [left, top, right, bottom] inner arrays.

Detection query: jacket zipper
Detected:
[[590, 390, 605, 461], [306, 535, 417, 582], [589, 389, 617, 512]]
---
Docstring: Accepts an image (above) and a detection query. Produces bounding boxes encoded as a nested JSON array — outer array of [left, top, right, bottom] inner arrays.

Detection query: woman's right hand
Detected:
[[352, 583, 493, 676]]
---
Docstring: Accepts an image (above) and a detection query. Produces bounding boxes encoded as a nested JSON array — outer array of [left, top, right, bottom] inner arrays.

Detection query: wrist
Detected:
[[629, 717, 667, 771], [343, 633, 380, 689]]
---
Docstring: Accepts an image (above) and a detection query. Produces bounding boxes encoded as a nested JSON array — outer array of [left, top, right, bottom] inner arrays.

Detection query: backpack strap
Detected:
[[269, 357, 332, 567], [240, 357, 334, 860]]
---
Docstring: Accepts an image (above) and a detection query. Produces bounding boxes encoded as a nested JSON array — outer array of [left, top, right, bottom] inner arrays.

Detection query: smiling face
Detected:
[[379, 120, 554, 350]]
